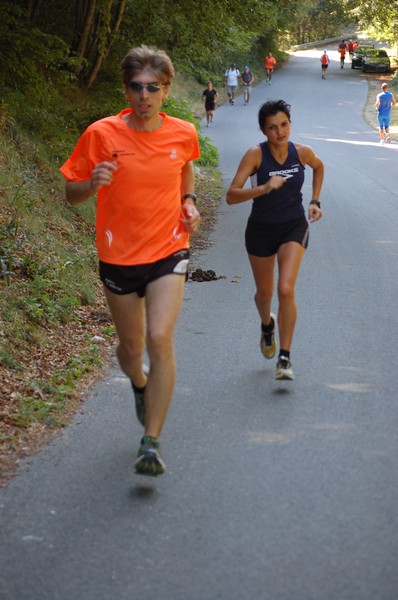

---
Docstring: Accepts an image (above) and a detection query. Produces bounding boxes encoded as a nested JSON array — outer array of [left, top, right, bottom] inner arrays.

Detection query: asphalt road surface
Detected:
[[1, 48, 398, 600]]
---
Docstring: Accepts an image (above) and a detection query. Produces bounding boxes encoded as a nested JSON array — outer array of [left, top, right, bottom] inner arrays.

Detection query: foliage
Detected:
[[0, 0, 345, 98], [0, 4, 77, 98], [277, 0, 351, 46], [345, 0, 398, 45], [118, 0, 278, 65], [0, 129, 98, 343], [0, 125, 111, 458], [162, 96, 197, 125], [197, 135, 219, 168]]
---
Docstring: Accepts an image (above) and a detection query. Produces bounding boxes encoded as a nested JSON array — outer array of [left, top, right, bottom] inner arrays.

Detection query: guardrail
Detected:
[[291, 35, 358, 51]]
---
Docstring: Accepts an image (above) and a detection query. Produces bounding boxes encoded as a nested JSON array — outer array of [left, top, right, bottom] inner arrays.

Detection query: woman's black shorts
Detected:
[[245, 215, 309, 257]]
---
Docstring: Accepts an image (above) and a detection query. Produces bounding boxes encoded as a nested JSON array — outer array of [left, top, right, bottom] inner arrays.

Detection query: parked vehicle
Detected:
[[361, 49, 391, 73], [351, 45, 374, 69]]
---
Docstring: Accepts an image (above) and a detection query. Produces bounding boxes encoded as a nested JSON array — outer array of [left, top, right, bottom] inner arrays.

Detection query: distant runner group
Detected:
[[221, 53, 276, 109]]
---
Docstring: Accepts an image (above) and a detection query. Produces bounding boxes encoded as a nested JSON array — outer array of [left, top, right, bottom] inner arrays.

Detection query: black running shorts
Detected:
[[245, 216, 309, 257], [99, 249, 190, 297]]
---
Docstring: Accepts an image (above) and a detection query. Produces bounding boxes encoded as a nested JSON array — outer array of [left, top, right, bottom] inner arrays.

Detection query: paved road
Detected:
[[1, 49, 398, 600]]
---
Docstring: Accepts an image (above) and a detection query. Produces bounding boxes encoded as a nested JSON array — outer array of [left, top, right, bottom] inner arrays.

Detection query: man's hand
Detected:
[[91, 161, 118, 192], [65, 160, 118, 205], [181, 202, 201, 233]]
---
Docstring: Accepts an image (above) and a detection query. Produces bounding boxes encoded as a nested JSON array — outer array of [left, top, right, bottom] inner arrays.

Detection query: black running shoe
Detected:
[[134, 436, 165, 476]]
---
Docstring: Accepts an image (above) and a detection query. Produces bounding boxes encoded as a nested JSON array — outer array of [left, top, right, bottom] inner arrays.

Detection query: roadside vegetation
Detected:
[[0, 0, 396, 482]]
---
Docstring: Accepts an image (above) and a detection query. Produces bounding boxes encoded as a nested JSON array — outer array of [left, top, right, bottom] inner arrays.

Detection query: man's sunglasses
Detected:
[[128, 81, 166, 93]]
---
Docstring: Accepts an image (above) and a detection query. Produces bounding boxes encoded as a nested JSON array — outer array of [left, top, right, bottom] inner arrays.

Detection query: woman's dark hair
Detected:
[[258, 99, 291, 131]]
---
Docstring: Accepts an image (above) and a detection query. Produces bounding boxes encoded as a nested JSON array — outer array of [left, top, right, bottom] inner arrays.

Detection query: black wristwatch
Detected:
[[310, 200, 321, 208], [182, 193, 197, 205]]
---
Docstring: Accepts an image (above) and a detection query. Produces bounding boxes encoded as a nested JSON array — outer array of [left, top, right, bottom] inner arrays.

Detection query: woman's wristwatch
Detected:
[[310, 200, 321, 208]]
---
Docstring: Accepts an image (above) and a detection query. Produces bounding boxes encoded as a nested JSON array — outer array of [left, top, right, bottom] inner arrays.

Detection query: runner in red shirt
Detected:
[[320, 50, 330, 79], [338, 40, 347, 68]]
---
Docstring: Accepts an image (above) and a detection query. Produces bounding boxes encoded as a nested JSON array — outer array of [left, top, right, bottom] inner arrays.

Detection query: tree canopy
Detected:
[[0, 0, 395, 138], [0, 0, 360, 91], [346, 0, 398, 45]]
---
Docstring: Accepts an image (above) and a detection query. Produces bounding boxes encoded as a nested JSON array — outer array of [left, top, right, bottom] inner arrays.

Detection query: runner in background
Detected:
[[202, 81, 218, 126], [320, 50, 330, 79], [264, 52, 277, 84], [348, 39, 355, 60], [241, 65, 254, 105], [224, 63, 240, 105], [375, 82, 397, 144], [338, 40, 347, 68]]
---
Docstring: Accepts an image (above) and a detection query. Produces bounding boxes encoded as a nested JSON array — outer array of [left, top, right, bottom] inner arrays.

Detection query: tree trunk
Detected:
[[74, 0, 97, 75], [26, 0, 45, 23], [84, 0, 126, 90]]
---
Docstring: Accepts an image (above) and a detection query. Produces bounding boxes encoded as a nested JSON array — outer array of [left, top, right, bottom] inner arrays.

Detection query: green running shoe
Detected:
[[134, 436, 165, 476]]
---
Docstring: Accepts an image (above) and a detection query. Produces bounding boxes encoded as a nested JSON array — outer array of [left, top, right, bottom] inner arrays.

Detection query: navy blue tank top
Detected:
[[250, 141, 305, 223]]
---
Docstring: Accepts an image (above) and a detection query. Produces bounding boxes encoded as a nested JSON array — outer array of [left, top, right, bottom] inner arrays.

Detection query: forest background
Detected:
[[0, 0, 397, 481]]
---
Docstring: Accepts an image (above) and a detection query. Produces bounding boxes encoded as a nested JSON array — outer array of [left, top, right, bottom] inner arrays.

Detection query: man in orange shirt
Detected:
[[338, 41, 347, 69], [264, 52, 277, 84], [60, 45, 201, 476]]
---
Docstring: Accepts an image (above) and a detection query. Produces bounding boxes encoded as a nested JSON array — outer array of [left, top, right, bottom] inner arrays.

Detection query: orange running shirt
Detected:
[[265, 56, 276, 70], [60, 110, 200, 265]]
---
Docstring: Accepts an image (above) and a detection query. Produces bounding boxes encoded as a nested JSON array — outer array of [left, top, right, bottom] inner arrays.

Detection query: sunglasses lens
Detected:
[[129, 81, 143, 92], [129, 82, 162, 93]]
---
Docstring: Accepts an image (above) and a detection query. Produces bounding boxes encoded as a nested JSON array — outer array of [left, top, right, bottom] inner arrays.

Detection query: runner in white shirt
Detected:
[[224, 63, 240, 105]]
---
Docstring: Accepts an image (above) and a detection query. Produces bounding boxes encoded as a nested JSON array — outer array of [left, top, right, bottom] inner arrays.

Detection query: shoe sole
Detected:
[[135, 450, 165, 476], [275, 360, 295, 380], [275, 370, 295, 381]]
